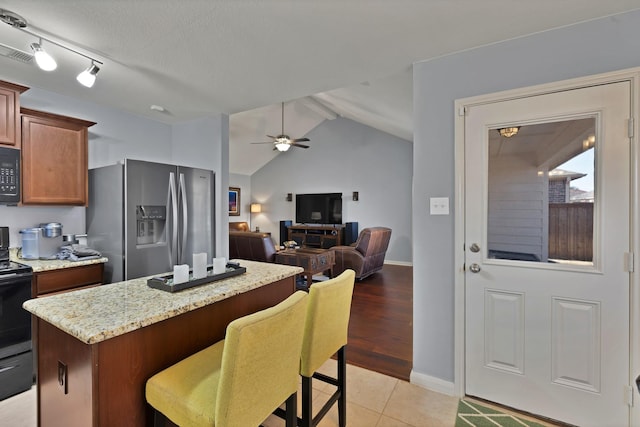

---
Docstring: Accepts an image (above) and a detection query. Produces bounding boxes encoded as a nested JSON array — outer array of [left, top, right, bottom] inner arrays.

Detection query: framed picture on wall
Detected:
[[229, 187, 240, 216]]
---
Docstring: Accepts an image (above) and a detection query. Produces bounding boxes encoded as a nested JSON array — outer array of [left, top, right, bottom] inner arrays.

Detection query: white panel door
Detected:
[[464, 81, 631, 427]]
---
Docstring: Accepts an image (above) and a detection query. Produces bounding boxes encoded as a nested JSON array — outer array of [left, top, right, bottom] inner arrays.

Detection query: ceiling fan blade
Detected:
[[292, 143, 309, 149], [266, 135, 277, 139], [250, 141, 274, 145], [292, 138, 310, 143]]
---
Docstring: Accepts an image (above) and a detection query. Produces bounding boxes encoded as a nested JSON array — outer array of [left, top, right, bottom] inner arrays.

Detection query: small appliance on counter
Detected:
[[62, 233, 87, 246], [39, 223, 63, 259], [19, 222, 64, 260], [19, 228, 40, 259]]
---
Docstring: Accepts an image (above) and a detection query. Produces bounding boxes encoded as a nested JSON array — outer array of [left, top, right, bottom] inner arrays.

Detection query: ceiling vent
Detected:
[[0, 42, 33, 63]]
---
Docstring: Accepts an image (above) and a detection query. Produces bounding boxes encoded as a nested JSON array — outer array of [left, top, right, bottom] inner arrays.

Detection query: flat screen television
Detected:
[[296, 193, 343, 224]]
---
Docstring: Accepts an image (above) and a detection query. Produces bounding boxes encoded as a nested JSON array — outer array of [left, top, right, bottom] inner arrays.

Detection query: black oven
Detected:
[[0, 262, 33, 400]]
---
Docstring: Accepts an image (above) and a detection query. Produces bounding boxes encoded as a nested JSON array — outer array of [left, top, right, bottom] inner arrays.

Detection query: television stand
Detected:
[[288, 224, 345, 249]]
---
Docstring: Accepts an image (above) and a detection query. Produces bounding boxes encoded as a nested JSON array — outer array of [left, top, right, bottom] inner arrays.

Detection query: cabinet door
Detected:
[[21, 110, 94, 205], [0, 81, 28, 147]]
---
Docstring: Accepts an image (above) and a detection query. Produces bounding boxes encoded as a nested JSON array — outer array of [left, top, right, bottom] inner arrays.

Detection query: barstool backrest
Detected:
[[216, 290, 308, 426], [300, 269, 356, 377]]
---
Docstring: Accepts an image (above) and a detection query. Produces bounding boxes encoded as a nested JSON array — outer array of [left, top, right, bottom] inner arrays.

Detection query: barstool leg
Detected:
[[153, 409, 167, 427], [285, 392, 297, 427], [338, 346, 347, 427], [301, 375, 313, 427]]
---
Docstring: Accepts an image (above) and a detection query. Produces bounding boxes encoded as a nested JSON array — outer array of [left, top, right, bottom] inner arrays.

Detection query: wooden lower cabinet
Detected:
[[35, 276, 294, 427], [33, 263, 104, 297]]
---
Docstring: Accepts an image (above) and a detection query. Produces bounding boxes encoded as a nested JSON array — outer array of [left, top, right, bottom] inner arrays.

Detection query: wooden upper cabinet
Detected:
[[0, 80, 29, 147], [21, 108, 96, 206]]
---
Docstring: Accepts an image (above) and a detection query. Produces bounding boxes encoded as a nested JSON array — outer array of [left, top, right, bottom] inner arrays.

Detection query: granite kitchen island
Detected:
[[23, 260, 303, 427]]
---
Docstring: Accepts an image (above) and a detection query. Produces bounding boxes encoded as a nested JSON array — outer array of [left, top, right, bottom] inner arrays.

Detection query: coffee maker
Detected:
[[0, 227, 9, 268]]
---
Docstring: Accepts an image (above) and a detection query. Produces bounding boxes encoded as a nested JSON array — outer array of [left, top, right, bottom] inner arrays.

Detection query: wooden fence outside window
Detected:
[[548, 203, 593, 262]]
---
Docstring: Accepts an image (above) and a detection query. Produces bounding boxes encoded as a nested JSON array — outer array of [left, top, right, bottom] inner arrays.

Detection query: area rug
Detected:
[[455, 399, 547, 427]]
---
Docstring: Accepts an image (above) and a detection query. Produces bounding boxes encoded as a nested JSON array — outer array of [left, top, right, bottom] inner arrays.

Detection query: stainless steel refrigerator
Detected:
[[87, 159, 215, 283]]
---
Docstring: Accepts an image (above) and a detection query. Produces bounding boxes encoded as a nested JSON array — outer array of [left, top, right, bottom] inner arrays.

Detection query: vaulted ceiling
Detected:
[[0, 1, 638, 175]]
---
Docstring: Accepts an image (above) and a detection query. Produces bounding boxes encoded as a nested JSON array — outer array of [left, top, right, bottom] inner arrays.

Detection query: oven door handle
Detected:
[[0, 271, 32, 284], [0, 363, 19, 374]]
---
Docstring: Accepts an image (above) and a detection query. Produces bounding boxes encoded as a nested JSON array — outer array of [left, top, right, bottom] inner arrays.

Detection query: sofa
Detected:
[[331, 227, 392, 280], [229, 221, 250, 232], [229, 231, 277, 263]]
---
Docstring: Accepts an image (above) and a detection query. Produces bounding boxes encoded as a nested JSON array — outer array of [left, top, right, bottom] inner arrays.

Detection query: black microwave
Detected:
[[0, 146, 20, 204]]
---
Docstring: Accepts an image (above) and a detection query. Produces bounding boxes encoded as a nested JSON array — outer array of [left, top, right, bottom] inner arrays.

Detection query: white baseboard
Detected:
[[384, 260, 413, 266], [410, 370, 456, 396]]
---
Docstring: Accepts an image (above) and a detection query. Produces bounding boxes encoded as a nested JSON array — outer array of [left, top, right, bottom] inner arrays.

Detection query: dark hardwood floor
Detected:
[[345, 264, 412, 381]]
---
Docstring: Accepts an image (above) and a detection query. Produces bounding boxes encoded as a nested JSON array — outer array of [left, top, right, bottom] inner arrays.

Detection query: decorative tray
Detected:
[[147, 263, 246, 293]]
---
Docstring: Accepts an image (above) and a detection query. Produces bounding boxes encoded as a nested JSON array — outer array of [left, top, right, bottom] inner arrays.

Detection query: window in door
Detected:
[[487, 117, 596, 266]]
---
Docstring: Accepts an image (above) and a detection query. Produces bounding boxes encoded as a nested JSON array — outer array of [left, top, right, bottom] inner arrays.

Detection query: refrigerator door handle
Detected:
[[178, 173, 188, 264], [167, 172, 178, 267]]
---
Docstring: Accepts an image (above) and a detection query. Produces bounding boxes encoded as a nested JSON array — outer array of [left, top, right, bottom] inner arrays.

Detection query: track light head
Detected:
[[77, 63, 100, 88], [30, 41, 57, 71]]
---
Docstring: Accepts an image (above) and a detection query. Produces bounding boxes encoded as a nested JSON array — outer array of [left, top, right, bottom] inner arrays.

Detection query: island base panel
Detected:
[[38, 319, 94, 427], [36, 276, 294, 427]]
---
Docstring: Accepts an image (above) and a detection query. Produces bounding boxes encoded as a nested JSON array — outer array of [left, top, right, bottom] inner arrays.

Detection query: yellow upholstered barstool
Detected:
[[298, 269, 356, 427], [145, 291, 308, 427]]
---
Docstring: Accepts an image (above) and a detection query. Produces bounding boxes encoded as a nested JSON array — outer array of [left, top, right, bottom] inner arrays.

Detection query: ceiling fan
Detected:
[[251, 102, 310, 152]]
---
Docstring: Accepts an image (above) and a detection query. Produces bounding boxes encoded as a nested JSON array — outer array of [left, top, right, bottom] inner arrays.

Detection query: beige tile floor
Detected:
[[261, 360, 460, 427], [0, 360, 557, 427], [0, 360, 460, 427]]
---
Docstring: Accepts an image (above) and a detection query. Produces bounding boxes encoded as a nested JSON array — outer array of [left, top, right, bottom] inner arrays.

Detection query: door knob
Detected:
[[469, 243, 480, 253], [469, 263, 481, 273]]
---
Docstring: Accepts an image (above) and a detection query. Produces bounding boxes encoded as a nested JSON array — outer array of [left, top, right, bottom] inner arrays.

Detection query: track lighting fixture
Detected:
[[0, 8, 103, 88], [30, 40, 57, 71], [77, 62, 100, 88]]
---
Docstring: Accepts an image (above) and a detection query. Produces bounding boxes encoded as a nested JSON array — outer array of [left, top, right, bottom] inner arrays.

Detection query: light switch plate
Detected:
[[430, 197, 449, 215]]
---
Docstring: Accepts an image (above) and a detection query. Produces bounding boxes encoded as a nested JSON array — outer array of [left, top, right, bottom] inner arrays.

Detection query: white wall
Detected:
[[250, 116, 413, 263], [172, 117, 230, 258], [412, 9, 640, 386], [1, 86, 171, 246], [21, 87, 173, 169], [1, 86, 229, 255]]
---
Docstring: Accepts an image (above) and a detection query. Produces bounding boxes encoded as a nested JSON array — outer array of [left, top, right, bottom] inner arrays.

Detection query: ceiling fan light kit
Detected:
[[251, 102, 311, 151], [0, 8, 103, 88], [275, 141, 291, 152]]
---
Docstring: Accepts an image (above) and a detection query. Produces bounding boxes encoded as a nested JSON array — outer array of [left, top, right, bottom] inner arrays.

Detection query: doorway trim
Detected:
[[453, 68, 640, 425]]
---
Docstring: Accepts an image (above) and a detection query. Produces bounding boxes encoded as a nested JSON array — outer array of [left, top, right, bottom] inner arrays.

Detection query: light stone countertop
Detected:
[[23, 260, 303, 345], [10, 248, 108, 272]]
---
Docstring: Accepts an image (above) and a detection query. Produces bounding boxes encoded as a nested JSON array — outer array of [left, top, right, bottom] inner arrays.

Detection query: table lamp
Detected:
[[250, 203, 262, 231]]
